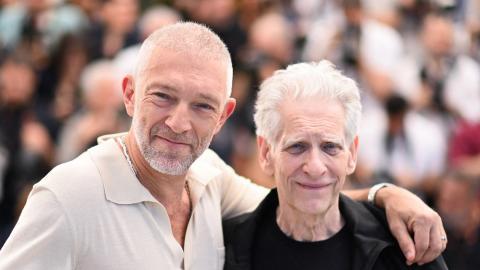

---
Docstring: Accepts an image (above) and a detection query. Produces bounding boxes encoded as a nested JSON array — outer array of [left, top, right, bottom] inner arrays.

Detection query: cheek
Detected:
[[190, 120, 209, 137], [329, 157, 344, 170], [138, 110, 150, 126], [192, 113, 222, 136], [134, 110, 159, 138], [200, 111, 222, 125], [141, 104, 167, 124], [274, 155, 303, 184], [329, 157, 350, 180]]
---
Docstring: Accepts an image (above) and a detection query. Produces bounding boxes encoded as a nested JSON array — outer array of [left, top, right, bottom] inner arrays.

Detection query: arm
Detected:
[[0, 187, 75, 269], [201, 149, 269, 219], [343, 185, 446, 266]]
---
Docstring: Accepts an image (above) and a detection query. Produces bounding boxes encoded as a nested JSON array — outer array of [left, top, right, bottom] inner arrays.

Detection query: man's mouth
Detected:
[[156, 135, 190, 146], [296, 182, 332, 190]]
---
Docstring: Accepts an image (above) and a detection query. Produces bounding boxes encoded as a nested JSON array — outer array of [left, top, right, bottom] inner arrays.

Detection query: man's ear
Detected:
[[122, 75, 135, 117], [213, 97, 236, 135], [257, 136, 274, 176], [346, 136, 359, 175]]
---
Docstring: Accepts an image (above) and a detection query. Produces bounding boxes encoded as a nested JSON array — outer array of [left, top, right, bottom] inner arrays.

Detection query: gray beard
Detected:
[[132, 116, 210, 175]]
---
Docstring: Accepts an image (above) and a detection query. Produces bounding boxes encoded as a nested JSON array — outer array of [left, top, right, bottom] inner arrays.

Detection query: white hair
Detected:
[[80, 59, 120, 96], [138, 5, 181, 39], [135, 21, 233, 97], [254, 60, 362, 146]]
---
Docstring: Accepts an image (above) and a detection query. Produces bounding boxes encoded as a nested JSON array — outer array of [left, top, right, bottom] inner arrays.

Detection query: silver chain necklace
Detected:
[[119, 136, 138, 177], [118, 136, 191, 199]]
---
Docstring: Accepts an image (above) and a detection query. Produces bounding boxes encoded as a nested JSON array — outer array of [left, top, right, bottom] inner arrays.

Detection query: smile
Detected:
[[296, 182, 332, 190], [156, 135, 190, 147]]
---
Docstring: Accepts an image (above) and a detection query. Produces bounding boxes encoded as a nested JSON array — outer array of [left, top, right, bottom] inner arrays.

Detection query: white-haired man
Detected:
[[223, 61, 447, 269], [0, 23, 445, 269]]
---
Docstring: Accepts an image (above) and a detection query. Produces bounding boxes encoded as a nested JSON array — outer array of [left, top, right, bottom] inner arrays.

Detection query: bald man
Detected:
[[0, 22, 445, 270]]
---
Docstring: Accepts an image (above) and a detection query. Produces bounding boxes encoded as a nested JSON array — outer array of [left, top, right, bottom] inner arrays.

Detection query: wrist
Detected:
[[368, 182, 395, 207]]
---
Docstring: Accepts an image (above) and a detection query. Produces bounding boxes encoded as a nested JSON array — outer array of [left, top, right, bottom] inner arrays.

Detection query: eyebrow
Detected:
[[282, 134, 344, 147], [145, 82, 222, 108], [197, 92, 221, 108], [145, 82, 176, 94]]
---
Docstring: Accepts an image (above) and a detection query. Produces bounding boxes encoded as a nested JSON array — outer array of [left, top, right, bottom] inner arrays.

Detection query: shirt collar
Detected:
[[89, 137, 158, 204], [91, 133, 222, 205], [187, 149, 222, 186]]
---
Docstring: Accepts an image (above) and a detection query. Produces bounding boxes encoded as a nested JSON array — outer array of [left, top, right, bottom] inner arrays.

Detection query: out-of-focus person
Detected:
[[435, 171, 480, 270], [0, 54, 53, 243], [86, 0, 140, 60], [395, 12, 480, 131], [354, 94, 446, 200], [0, 22, 448, 269], [55, 59, 127, 163], [113, 4, 181, 77], [448, 120, 480, 178]]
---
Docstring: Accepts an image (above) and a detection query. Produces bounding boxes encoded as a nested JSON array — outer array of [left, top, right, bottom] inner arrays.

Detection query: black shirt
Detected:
[[224, 190, 448, 270], [251, 207, 353, 270]]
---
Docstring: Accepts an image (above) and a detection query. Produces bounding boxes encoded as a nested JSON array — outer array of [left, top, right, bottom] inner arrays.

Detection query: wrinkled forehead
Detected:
[[276, 97, 347, 139], [136, 48, 228, 97], [137, 46, 231, 92]]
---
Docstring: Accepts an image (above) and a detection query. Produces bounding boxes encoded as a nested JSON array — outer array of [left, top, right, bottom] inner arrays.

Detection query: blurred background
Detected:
[[0, 0, 479, 268]]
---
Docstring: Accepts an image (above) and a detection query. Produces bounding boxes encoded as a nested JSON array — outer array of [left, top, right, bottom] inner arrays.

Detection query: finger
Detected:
[[441, 225, 448, 251], [389, 217, 416, 265], [412, 219, 431, 264], [417, 216, 446, 265], [438, 216, 448, 252]]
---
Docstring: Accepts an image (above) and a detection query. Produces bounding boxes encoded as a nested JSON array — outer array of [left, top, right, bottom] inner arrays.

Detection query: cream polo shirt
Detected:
[[0, 137, 268, 270]]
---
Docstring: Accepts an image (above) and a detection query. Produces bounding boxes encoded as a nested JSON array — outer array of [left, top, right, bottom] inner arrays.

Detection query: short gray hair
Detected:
[[138, 5, 181, 39], [80, 59, 120, 96], [254, 60, 362, 146], [135, 22, 233, 97]]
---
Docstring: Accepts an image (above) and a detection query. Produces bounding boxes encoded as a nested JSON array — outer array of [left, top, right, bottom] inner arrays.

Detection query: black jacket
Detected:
[[223, 189, 448, 270]]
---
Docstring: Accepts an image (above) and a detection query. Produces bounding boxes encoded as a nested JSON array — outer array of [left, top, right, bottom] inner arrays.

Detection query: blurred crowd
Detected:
[[0, 0, 479, 268]]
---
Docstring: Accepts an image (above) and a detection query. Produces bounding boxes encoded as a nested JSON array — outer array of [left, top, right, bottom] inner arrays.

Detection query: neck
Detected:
[[123, 132, 192, 248], [276, 202, 344, 242], [124, 132, 188, 207]]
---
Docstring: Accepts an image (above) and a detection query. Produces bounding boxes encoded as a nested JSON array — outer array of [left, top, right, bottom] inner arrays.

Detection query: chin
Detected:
[[295, 200, 332, 216]]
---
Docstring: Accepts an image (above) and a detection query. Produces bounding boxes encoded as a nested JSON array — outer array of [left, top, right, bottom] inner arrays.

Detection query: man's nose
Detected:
[[165, 103, 192, 134], [302, 149, 327, 177]]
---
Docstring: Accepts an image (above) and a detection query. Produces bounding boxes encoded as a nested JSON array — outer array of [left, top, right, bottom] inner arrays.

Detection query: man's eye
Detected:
[[195, 103, 215, 111], [322, 142, 341, 156], [155, 92, 172, 101], [286, 143, 307, 155]]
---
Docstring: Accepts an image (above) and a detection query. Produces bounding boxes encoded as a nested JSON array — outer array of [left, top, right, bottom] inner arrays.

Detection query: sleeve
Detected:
[[220, 168, 269, 219], [204, 150, 269, 219], [373, 247, 449, 270], [0, 187, 76, 270]]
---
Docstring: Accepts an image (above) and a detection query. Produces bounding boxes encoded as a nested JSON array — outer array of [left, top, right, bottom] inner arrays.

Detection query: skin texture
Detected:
[[258, 97, 446, 265], [376, 185, 447, 265], [258, 97, 358, 241], [131, 48, 231, 175], [117, 24, 445, 263], [121, 47, 235, 246]]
